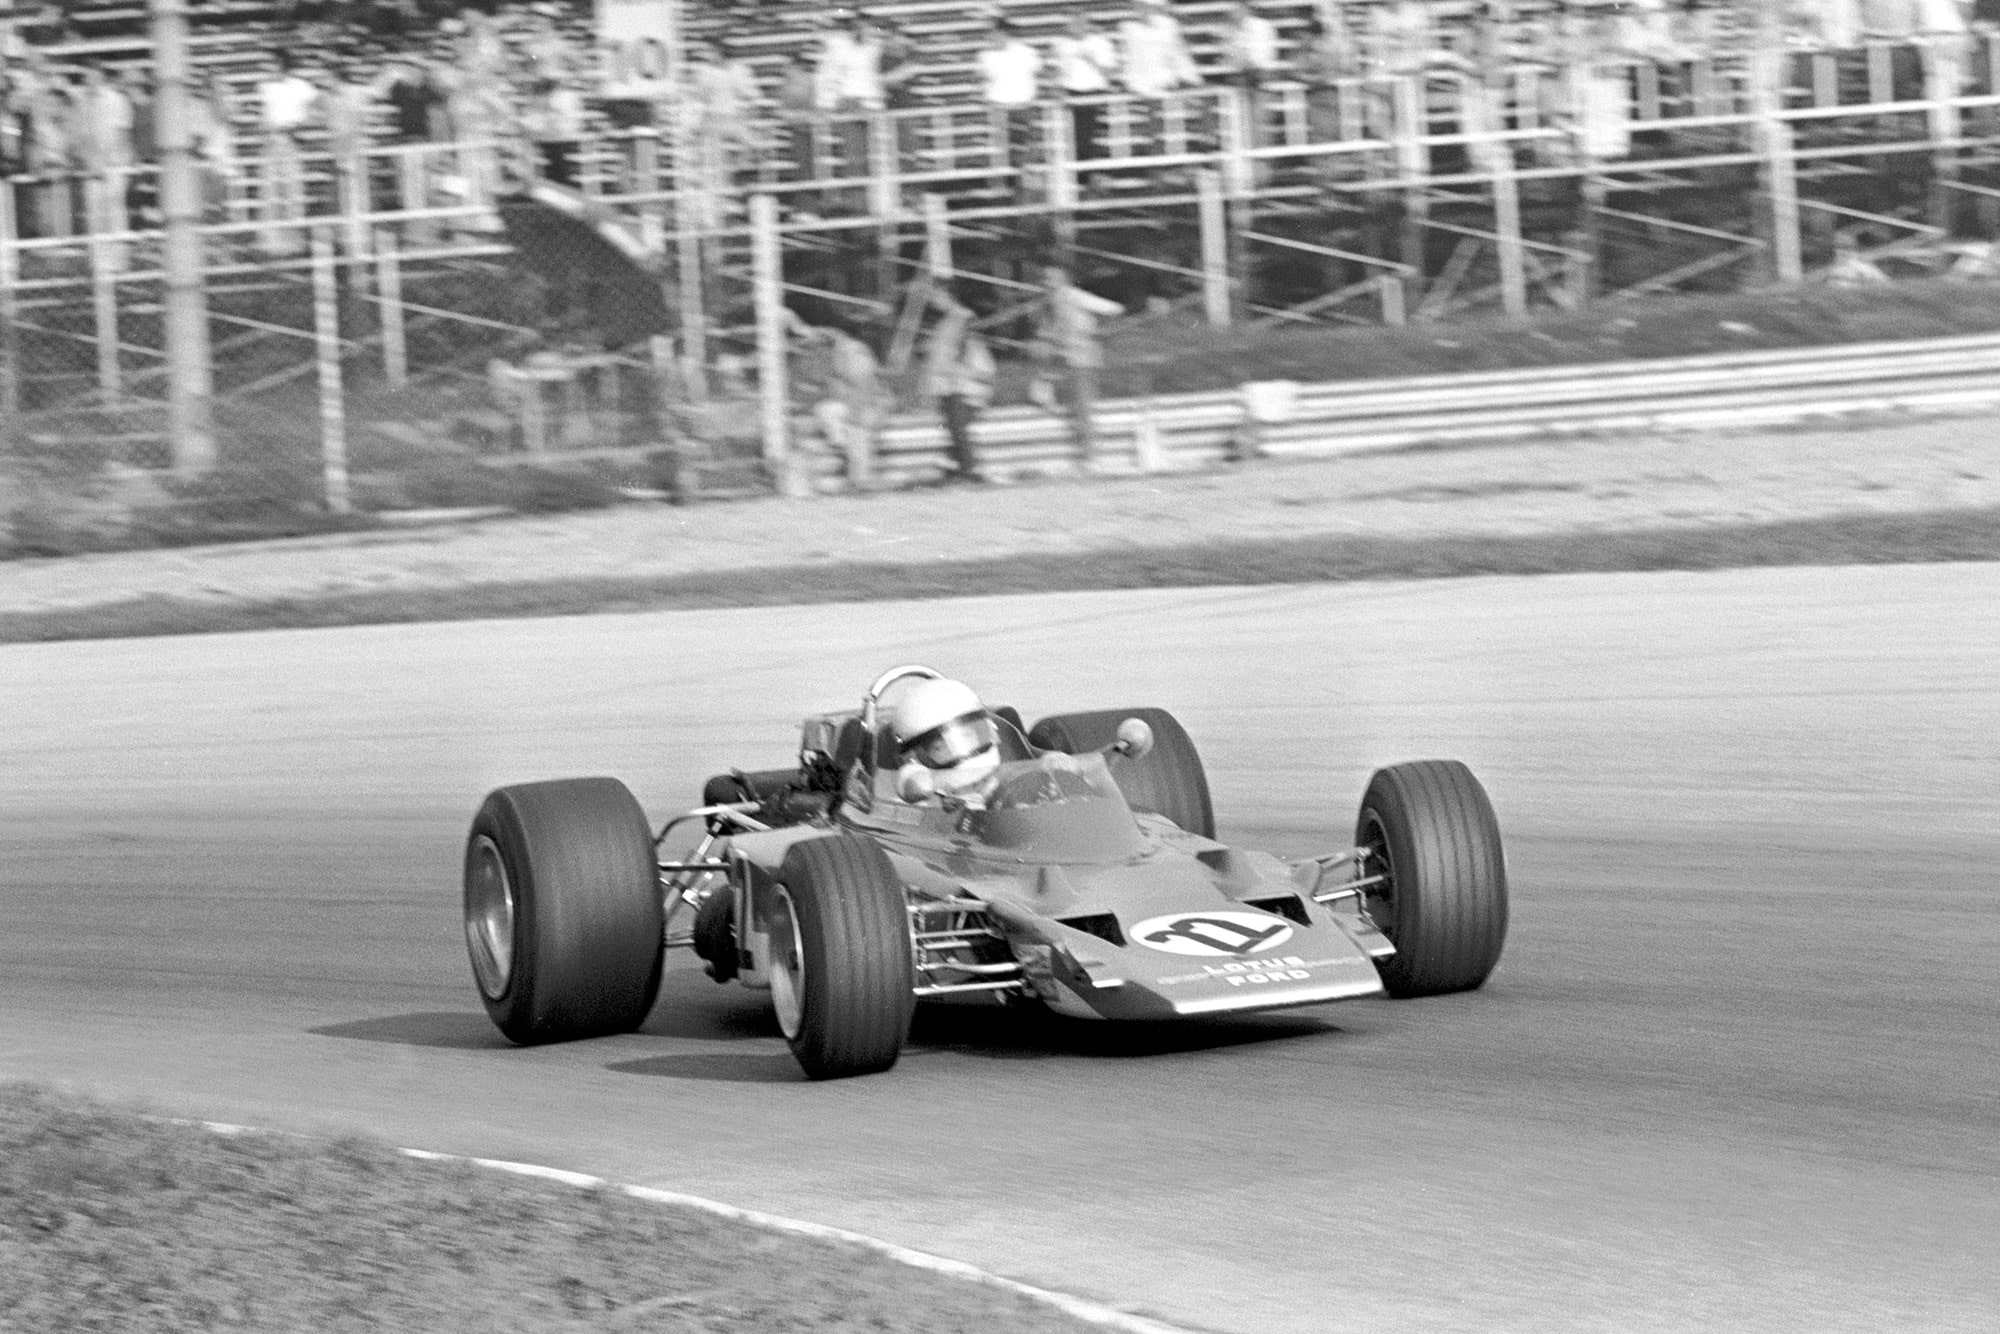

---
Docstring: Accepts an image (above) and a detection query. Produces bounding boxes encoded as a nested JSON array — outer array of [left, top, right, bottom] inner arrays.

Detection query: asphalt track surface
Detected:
[[3, 564, 1996, 1333]]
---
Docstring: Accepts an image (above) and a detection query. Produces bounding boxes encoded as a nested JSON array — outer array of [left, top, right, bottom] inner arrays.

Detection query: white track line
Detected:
[[191, 1121, 1201, 1334]]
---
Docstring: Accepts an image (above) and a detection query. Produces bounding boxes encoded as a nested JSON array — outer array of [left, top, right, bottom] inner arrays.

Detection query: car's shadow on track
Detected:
[[604, 1052, 805, 1082], [307, 1012, 513, 1050], [903, 1002, 1343, 1062]]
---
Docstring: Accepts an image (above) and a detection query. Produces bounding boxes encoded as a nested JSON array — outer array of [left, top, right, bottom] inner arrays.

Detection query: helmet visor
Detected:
[[906, 712, 997, 770]]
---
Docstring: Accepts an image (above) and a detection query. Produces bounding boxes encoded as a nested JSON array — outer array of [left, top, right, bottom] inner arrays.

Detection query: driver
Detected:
[[891, 677, 1001, 801]]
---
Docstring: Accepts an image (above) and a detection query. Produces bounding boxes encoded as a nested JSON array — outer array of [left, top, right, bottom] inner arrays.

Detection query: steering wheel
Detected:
[[860, 664, 942, 732]]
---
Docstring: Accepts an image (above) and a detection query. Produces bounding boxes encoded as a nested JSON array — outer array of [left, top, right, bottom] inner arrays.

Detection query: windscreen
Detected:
[[984, 752, 1125, 810]]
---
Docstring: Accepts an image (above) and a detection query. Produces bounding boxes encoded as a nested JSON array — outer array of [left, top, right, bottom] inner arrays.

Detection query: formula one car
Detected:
[[462, 665, 1508, 1079]]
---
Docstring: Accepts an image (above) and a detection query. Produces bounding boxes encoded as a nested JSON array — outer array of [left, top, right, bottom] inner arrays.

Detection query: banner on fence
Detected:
[[596, 0, 679, 101]]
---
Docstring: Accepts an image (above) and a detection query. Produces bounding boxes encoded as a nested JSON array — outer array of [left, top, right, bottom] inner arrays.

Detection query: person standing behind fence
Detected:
[[775, 47, 823, 190], [818, 10, 884, 182], [16, 56, 73, 238], [1037, 264, 1124, 471], [321, 63, 380, 222], [879, 21, 924, 174], [445, 66, 513, 225], [257, 51, 319, 256], [978, 15, 1042, 189], [685, 41, 760, 202], [1119, 0, 1202, 152], [1296, 11, 1355, 149], [122, 68, 158, 231], [1215, 1, 1281, 156], [923, 288, 996, 482], [384, 56, 450, 241], [523, 76, 586, 189], [186, 72, 238, 223], [75, 65, 134, 252], [790, 312, 888, 490], [1053, 12, 1118, 160]]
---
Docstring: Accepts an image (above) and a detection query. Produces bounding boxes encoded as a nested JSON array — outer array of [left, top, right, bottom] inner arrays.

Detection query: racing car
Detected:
[[462, 665, 1508, 1079]]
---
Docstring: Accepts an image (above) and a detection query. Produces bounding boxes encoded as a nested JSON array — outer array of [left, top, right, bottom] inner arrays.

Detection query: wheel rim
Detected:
[[1360, 812, 1398, 937], [768, 886, 806, 1041], [465, 834, 516, 1001]]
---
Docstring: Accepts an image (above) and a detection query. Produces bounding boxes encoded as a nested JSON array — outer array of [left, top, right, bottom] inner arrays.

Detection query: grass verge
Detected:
[[0, 1083, 1111, 1334], [3, 507, 1996, 644]]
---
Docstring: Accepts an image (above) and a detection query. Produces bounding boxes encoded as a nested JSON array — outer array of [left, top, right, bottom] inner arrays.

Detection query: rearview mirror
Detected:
[[1113, 718, 1154, 760], [897, 766, 937, 804]]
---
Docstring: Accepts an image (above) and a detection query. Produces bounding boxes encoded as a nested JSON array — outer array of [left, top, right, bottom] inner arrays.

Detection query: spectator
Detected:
[[1036, 265, 1124, 470], [523, 75, 586, 188], [186, 72, 238, 222], [1215, 1, 1282, 154], [686, 41, 759, 169], [817, 10, 884, 180], [257, 51, 319, 255], [775, 47, 823, 184], [879, 20, 924, 111], [879, 21, 924, 172], [978, 15, 1042, 182], [522, 4, 574, 84], [321, 62, 380, 216], [2, 53, 71, 239], [1119, 0, 1201, 154], [1052, 12, 1118, 159], [682, 40, 759, 220], [789, 311, 887, 490], [383, 56, 450, 239], [922, 288, 996, 482], [75, 65, 135, 243], [1912, 0, 1971, 102], [1295, 11, 1354, 146], [444, 63, 514, 219], [121, 68, 158, 230]]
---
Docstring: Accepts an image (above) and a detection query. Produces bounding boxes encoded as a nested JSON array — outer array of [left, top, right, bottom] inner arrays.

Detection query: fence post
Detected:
[[1378, 272, 1406, 326], [1752, 35, 1803, 286], [91, 231, 121, 398], [374, 226, 407, 389], [312, 230, 351, 514], [924, 192, 952, 282], [1491, 116, 1527, 317], [1197, 169, 1231, 327], [153, 0, 215, 473], [676, 212, 708, 402], [0, 184, 16, 417], [750, 193, 790, 479]]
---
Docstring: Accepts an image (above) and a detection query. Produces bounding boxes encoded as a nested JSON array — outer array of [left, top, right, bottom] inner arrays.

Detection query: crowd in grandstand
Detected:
[[4, 0, 2000, 242]]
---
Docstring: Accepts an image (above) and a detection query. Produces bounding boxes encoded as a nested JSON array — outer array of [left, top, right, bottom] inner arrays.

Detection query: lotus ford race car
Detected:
[[462, 665, 1508, 1079]]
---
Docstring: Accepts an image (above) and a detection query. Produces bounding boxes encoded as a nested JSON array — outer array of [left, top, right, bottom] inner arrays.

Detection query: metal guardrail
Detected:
[[873, 331, 2000, 482]]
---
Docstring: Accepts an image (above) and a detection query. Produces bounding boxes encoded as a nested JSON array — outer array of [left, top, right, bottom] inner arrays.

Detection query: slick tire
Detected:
[[770, 835, 915, 1080], [1354, 760, 1508, 998], [464, 777, 664, 1044], [1028, 707, 1216, 838]]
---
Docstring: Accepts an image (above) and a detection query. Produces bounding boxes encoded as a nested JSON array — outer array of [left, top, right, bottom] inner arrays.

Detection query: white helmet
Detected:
[[890, 677, 1000, 792]]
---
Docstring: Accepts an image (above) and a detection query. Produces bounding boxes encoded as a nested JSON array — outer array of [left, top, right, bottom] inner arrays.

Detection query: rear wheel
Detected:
[[464, 777, 664, 1044], [771, 835, 915, 1080], [1355, 761, 1507, 998], [1028, 707, 1215, 838]]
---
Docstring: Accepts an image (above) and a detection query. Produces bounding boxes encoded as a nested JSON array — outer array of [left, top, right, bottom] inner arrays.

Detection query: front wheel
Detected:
[[464, 777, 664, 1044], [1355, 760, 1508, 998], [769, 835, 915, 1080]]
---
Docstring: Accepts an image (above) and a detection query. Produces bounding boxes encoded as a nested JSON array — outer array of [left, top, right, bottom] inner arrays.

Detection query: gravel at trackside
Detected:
[[1, 412, 1996, 622]]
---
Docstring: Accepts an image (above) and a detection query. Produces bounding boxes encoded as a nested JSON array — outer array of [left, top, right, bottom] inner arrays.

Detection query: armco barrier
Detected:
[[871, 332, 2000, 483]]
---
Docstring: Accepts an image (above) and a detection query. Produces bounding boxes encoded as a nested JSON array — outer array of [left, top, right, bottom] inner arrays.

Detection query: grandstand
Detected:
[[6, 0, 2000, 504]]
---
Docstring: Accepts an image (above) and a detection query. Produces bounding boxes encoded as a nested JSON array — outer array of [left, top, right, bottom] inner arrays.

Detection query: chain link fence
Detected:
[[0, 208, 736, 558]]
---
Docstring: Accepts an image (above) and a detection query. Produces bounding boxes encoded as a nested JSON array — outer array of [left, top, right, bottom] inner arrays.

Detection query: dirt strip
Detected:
[[2, 412, 1996, 634]]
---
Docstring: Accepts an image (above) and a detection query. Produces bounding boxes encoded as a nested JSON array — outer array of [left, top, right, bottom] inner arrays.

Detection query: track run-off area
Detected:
[[2, 564, 1996, 1333]]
